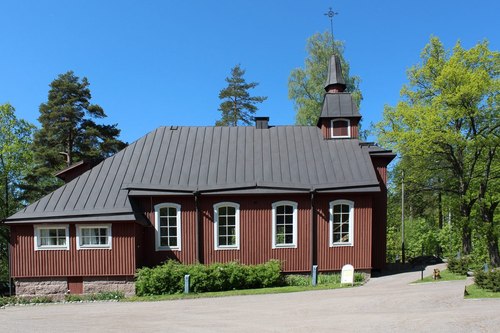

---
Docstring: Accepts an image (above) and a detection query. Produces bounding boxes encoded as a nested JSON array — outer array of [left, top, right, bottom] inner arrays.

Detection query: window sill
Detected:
[[155, 247, 181, 251], [35, 247, 69, 251], [330, 243, 353, 247], [272, 244, 297, 249], [215, 246, 239, 251], [77, 246, 112, 250]]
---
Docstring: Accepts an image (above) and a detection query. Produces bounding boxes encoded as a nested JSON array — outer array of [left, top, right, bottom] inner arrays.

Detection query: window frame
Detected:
[[213, 202, 240, 250], [330, 118, 351, 138], [329, 200, 354, 247], [272, 201, 298, 249], [76, 224, 112, 250], [34, 225, 70, 251], [154, 203, 182, 251]]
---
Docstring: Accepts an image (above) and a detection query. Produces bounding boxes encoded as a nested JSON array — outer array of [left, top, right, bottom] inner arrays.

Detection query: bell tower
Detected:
[[317, 55, 361, 139]]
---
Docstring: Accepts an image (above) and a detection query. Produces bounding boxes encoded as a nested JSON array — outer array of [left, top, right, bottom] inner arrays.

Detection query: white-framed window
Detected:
[[34, 225, 69, 250], [214, 202, 240, 250], [154, 203, 181, 251], [76, 224, 112, 249], [329, 200, 354, 247], [272, 201, 298, 248], [330, 119, 351, 138]]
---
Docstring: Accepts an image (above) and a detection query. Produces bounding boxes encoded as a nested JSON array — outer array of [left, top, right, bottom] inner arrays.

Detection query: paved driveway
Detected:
[[1, 264, 499, 332]]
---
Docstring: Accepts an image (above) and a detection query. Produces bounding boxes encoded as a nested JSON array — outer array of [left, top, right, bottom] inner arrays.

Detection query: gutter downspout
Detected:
[[194, 192, 203, 264], [310, 190, 317, 270]]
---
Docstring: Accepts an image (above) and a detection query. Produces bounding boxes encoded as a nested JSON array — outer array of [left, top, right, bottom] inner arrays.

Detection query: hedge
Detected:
[[135, 260, 285, 296], [447, 256, 470, 275], [474, 269, 500, 292]]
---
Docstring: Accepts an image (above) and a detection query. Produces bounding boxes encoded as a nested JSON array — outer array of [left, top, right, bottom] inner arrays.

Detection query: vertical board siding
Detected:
[[371, 157, 390, 269], [320, 119, 359, 139], [10, 222, 136, 278], [316, 194, 373, 271], [201, 195, 312, 272], [139, 197, 197, 267]]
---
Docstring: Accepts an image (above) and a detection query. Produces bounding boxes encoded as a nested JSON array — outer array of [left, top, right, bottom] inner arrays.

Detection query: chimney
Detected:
[[255, 117, 269, 129]]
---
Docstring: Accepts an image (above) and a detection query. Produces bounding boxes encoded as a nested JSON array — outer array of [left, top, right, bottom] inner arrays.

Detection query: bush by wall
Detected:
[[474, 269, 500, 292], [135, 260, 284, 296], [447, 256, 470, 275]]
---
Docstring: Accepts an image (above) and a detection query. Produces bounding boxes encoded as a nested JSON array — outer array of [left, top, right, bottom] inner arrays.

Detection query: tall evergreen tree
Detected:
[[23, 71, 126, 202], [216, 64, 267, 126], [289, 32, 362, 126]]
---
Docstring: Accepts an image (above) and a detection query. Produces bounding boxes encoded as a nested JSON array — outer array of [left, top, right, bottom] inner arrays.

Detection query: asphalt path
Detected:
[[1, 264, 499, 332]]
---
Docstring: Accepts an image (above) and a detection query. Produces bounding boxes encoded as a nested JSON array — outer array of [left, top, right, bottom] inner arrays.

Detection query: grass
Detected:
[[465, 284, 500, 299], [413, 269, 466, 283], [125, 282, 363, 302]]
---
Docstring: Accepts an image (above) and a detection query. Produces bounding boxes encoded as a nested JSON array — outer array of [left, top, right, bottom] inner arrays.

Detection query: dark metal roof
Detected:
[[319, 93, 361, 119], [6, 126, 383, 223], [324, 55, 346, 90]]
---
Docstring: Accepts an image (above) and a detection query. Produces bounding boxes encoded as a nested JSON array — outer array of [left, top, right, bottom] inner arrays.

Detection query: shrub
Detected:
[[318, 273, 341, 284], [284, 272, 365, 287], [64, 291, 125, 302], [474, 269, 500, 292], [447, 256, 470, 275], [285, 274, 310, 286], [135, 260, 284, 296]]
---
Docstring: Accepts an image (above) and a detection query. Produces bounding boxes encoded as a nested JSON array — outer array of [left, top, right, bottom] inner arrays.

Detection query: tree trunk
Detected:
[[481, 202, 500, 267], [460, 201, 473, 255], [462, 224, 472, 255], [436, 190, 443, 257], [487, 233, 500, 267]]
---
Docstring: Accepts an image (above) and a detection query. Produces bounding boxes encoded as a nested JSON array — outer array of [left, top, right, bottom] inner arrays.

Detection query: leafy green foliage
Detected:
[[376, 37, 499, 265], [23, 71, 127, 202], [288, 31, 362, 126], [447, 256, 471, 275], [64, 291, 124, 302], [135, 260, 284, 296], [0, 295, 54, 307], [285, 273, 365, 286], [474, 269, 500, 292], [0, 103, 35, 281], [216, 64, 267, 126]]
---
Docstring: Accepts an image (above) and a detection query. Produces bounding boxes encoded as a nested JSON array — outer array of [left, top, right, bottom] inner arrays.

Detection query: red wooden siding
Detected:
[[138, 193, 375, 273], [139, 197, 197, 267], [320, 118, 359, 139], [10, 222, 136, 278], [200, 195, 312, 272], [316, 194, 373, 271], [371, 157, 391, 269]]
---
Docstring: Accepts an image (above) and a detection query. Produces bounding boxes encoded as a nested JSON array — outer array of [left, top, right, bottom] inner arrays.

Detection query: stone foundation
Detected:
[[83, 277, 135, 296], [15, 278, 67, 297], [14, 276, 135, 297]]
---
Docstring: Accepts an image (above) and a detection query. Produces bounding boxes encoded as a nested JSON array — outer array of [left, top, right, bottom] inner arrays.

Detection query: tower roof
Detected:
[[324, 55, 346, 91]]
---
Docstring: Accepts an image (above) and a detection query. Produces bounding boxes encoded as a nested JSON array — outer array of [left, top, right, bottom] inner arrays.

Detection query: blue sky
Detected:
[[1, 0, 498, 143]]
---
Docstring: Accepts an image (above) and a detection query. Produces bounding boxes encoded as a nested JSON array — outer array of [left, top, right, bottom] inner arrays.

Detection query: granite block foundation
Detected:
[[14, 276, 135, 297]]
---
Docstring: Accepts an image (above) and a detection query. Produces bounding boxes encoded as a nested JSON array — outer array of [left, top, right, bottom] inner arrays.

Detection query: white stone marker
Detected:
[[341, 264, 354, 285]]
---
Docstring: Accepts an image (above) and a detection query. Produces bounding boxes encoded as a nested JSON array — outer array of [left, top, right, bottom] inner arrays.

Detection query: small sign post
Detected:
[[312, 265, 318, 286], [341, 264, 354, 286], [184, 274, 190, 294]]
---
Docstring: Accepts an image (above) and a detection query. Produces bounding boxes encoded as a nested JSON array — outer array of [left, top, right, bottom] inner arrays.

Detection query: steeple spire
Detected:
[[324, 55, 346, 92]]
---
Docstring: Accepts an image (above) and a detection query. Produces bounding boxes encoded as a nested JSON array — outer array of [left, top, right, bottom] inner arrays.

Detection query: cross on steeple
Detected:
[[324, 6, 338, 52]]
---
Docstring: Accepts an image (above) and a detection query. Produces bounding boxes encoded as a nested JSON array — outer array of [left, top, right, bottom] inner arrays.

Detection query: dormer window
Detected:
[[331, 119, 350, 138]]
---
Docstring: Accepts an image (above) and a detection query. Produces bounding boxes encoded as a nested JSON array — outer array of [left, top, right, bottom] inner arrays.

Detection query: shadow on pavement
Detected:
[[372, 256, 445, 277]]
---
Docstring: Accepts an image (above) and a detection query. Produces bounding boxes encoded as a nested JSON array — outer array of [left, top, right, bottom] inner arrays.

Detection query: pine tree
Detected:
[[216, 65, 267, 126], [23, 71, 126, 202]]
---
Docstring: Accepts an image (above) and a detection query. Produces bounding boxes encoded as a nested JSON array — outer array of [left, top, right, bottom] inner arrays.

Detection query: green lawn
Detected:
[[465, 284, 500, 299], [125, 282, 363, 302], [413, 269, 466, 283]]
